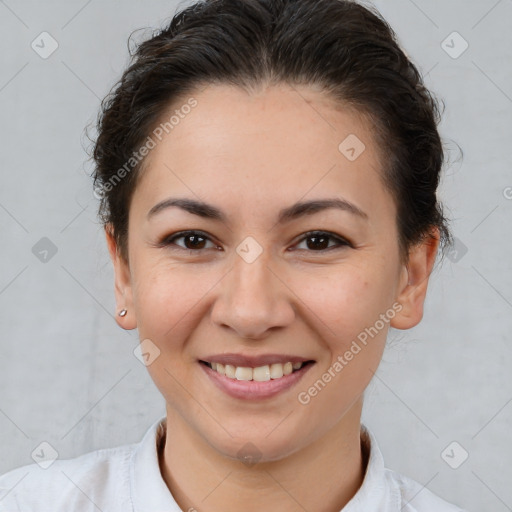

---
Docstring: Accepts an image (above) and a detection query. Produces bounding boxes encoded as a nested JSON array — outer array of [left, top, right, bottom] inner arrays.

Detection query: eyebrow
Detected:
[[147, 197, 369, 223]]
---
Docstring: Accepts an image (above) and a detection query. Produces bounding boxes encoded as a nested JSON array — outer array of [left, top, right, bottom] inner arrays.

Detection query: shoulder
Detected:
[[0, 442, 136, 512], [384, 468, 468, 512]]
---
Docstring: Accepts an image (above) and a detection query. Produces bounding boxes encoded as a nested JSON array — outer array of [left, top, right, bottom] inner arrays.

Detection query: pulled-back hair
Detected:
[[92, 0, 453, 265]]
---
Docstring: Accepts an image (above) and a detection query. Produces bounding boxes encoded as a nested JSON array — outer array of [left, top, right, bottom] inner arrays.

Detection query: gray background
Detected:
[[0, 0, 511, 510]]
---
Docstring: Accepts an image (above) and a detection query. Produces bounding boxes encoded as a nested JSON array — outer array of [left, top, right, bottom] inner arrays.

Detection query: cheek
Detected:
[[294, 271, 391, 422], [293, 263, 394, 401], [131, 261, 222, 350], [131, 264, 218, 406], [296, 264, 392, 347]]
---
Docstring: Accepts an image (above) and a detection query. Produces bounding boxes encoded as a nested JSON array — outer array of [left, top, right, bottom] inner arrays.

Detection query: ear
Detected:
[[390, 227, 441, 330], [105, 224, 137, 330]]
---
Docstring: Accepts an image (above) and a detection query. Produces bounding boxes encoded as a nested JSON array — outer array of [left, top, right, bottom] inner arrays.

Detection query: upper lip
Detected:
[[200, 353, 314, 367]]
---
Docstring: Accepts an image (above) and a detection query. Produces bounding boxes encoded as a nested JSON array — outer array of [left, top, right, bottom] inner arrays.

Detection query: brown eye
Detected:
[[294, 231, 351, 252], [162, 231, 217, 251]]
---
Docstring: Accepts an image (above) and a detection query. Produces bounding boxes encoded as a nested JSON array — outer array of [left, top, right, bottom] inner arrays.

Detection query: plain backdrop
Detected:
[[0, 1, 511, 511]]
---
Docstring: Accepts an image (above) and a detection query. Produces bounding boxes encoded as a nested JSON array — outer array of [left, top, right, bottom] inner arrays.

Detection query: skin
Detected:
[[106, 82, 440, 512]]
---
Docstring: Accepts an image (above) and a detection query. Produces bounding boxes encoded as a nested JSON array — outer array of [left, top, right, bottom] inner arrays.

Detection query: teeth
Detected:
[[235, 367, 252, 381], [207, 361, 305, 381], [269, 363, 283, 379], [253, 365, 271, 381], [225, 364, 236, 379]]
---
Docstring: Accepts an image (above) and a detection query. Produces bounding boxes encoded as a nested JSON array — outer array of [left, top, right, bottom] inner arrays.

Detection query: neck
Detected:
[[159, 399, 366, 512]]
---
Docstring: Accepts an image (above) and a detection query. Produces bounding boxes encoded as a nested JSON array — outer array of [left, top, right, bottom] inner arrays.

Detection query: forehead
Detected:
[[131, 83, 396, 228]]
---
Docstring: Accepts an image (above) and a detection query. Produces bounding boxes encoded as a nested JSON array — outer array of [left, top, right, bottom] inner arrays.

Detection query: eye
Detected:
[[158, 229, 351, 253], [293, 231, 351, 252], [160, 230, 219, 251]]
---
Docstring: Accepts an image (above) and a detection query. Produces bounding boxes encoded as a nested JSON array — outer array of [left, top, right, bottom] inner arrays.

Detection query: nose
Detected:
[[210, 251, 295, 340]]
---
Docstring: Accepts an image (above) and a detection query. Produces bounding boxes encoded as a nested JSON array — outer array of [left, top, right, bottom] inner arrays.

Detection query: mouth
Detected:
[[198, 356, 315, 400]]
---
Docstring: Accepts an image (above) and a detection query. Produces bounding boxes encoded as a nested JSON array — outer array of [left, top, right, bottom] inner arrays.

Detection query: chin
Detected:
[[204, 421, 312, 464]]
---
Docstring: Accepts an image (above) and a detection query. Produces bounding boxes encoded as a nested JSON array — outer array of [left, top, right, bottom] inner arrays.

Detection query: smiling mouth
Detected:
[[200, 360, 315, 381]]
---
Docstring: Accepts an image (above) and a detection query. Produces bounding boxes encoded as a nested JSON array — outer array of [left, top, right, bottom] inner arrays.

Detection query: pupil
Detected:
[[186, 235, 205, 249], [307, 235, 328, 250]]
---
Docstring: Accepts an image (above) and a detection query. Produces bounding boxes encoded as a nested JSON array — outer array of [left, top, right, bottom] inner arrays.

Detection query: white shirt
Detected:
[[0, 416, 467, 511]]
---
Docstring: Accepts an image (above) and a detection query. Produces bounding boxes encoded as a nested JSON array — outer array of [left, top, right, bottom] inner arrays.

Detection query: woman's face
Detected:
[[108, 83, 438, 461]]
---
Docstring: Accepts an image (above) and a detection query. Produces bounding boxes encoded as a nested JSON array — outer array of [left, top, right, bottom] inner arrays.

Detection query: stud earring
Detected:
[[118, 309, 127, 317]]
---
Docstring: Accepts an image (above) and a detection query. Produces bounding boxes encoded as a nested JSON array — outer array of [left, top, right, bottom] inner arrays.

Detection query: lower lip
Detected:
[[199, 362, 314, 400]]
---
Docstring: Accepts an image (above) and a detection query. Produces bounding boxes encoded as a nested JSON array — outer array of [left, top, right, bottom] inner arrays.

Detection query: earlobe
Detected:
[[105, 225, 137, 330], [390, 228, 441, 330]]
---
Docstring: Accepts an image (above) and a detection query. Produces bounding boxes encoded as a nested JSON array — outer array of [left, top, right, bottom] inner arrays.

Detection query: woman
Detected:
[[0, 0, 468, 510]]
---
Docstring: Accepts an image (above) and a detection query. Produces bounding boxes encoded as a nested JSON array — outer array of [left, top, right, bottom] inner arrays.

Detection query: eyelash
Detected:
[[158, 230, 352, 253]]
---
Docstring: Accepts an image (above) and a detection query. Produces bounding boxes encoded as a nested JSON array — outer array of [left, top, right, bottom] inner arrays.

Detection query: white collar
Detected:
[[130, 416, 180, 511], [343, 425, 400, 510]]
